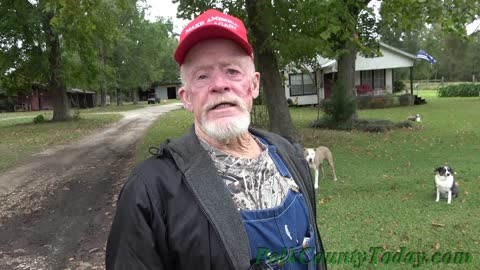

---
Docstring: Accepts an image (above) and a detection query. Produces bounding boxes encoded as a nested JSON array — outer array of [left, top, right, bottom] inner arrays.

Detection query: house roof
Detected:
[[315, 42, 416, 73], [68, 88, 96, 94], [379, 42, 416, 59]]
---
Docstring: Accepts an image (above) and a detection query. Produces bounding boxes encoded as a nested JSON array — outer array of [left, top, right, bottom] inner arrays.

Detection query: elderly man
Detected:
[[106, 9, 327, 270]]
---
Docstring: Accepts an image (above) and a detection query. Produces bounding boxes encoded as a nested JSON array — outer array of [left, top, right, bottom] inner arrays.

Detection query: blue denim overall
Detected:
[[242, 137, 316, 270]]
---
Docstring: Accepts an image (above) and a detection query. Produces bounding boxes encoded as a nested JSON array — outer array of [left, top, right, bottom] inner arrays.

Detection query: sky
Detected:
[[145, 0, 480, 35], [144, 0, 187, 34]]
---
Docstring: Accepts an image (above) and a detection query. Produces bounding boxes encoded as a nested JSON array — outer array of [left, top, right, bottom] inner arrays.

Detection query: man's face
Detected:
[[178, 39, 260, 141]]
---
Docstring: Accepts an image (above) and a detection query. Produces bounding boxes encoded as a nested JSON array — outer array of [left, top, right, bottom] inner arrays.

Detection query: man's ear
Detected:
[[178, 87, 193, 112], [251, 72, 260, 99]]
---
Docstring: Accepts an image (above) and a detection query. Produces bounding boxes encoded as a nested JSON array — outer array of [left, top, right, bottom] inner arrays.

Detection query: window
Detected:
[[360, 71, 372, 87], [289, 73, 316, 96], [373, 69, 385, 89], [360, 69, 385, 89]]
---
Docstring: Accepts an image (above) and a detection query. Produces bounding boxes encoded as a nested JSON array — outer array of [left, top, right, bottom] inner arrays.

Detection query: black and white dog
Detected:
[[434, 166, 458, 204]]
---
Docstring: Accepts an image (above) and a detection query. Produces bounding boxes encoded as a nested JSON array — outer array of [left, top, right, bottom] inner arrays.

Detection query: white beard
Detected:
[[201, 111, 250, 141]]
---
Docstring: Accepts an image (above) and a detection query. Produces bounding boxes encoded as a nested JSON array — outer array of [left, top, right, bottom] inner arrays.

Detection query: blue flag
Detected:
[[416, 50, 437, 64]]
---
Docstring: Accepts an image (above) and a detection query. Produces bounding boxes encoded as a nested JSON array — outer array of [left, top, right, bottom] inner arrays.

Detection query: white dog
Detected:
[[407, 114, 421, 122], [434, 166, 458, 204], [304, 146, 337, 189]]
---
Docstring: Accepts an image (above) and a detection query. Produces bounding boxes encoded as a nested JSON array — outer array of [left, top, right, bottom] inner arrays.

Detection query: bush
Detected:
[[33, 114, 46, 124], [311, 117, 412, 133], [356, 95, 396, 109], [437, 84, 480, 97], [393, 80, 406, 93], [398, 94, 414, 106], [321, 80, 356, 123]]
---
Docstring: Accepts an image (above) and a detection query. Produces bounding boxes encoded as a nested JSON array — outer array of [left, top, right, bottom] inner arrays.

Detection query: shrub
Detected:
[[437, 84, 480, 97], [311, 117, 412, 133], [322, 80, 356, 123], [72, 108, 81, 121], [393, 80, 406, 93], [356, 95, 396, 109], [33, 114, 46, 124], [398, 94, 414, 106]]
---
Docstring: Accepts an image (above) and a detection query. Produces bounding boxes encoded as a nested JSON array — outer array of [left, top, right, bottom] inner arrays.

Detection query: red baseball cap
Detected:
[[174, 9, 253, 65]]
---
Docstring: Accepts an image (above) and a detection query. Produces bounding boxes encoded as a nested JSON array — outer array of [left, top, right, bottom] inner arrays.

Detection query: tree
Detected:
[[175, 0, 300, 141], [1, 0, 159, 120], [173, 0, 480, 135], [111, 17, 177, 103]]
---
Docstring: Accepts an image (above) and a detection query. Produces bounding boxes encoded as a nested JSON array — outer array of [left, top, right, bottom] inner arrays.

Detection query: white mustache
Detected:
[[205, 96, 247, 111]]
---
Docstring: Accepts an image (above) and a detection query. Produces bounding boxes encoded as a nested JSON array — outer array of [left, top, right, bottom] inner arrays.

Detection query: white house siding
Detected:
[[355, 48, 414, 70], [155, 86, 169, 100], [284, 70, 323, 105], [284, 43, 415, 105], [154, 85, 179, 100]]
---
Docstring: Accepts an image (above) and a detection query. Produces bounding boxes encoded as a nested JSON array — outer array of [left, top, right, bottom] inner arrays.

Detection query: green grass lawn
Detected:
[[137, 95, 480, 269], [0, 114, 121, 173]]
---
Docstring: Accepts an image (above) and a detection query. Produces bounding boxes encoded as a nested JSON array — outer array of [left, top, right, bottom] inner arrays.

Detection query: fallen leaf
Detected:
[[434, 242, 440, 250], [402, 193, 413, 201]]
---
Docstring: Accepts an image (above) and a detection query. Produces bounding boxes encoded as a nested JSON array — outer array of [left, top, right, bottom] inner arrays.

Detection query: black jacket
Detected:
[[106, 127, 327, 270]]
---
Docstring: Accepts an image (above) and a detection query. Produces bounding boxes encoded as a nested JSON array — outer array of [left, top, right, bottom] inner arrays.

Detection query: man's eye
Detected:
[[227, 69, 240, 75], [197, 74, 208, 80]]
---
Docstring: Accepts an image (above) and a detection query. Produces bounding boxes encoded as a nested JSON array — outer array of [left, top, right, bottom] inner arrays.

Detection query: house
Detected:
[[15, 87, 96, 111], [16, 87, 53, 111], [153, 83, 181, 101], [284, 42, 416, 105], [68, 88, 96, 108]]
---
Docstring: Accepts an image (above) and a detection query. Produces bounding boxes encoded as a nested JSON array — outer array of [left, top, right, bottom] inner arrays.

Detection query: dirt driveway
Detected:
[[0, 104, 183, 270]]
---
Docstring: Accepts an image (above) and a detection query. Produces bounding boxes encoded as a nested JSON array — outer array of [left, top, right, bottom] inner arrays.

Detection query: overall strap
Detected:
[[255, 136, 292, 179]]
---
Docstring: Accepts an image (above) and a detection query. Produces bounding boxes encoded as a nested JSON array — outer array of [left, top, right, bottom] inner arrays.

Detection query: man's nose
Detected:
[[210, 71, 230, 92]]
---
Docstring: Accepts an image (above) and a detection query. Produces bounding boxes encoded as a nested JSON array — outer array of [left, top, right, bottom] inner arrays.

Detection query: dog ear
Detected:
[[434, 167, 442, 173], [448, 166, 455, 175]]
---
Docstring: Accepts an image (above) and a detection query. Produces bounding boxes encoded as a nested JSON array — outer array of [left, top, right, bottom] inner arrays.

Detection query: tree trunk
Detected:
[[132, 89, 139, 104], [43, 11, 70, 121], [116, 88, 121, 106], [336, 40, 358, 119], [246, 0, 298, 142], [337, 41, 357, 97], [99, 41, 107, 107]]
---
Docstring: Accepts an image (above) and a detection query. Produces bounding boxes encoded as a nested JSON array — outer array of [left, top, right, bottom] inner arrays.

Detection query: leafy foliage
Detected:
[[356, 95, 395, 109], [398, 93, 414, 106], [321, 80, 356, 123], [33, 114, 46, 124], [1, 0, 178, 120], [438, 84, 480, 97], [312, 117, 412, 133], [393, 80, 406, 93]]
